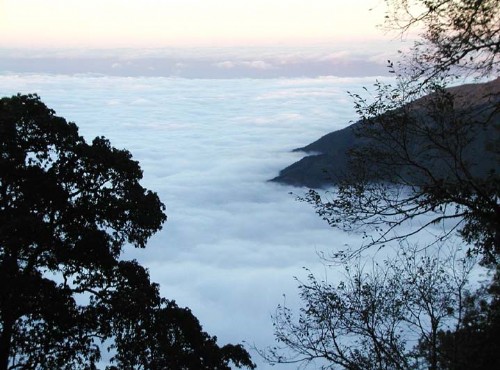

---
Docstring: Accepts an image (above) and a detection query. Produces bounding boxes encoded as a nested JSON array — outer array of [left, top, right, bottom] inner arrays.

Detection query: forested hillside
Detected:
[[272, 77, 500, 188]]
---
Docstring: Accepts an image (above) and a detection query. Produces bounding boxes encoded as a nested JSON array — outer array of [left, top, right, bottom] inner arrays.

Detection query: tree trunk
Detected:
[[429, 321, 438, 370], [0, 319, 13, 370], [0, 256, 17, 370]]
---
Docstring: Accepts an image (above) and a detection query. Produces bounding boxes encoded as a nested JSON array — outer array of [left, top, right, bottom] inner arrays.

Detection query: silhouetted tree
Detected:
[[110, 300, 255, 370], [305, 77, 499, 260], [383, 0, 499, 79], [424, 266, 500, 369], [263, 245, 476, 369], [101, 260, 255, 370], [304, 0, 499, 261], [273, 1, 500, 368], [0, 94, 254, 369]]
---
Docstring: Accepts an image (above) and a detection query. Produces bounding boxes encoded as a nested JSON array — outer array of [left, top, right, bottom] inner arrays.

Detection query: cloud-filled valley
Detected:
[[0, 73, 385, 368]]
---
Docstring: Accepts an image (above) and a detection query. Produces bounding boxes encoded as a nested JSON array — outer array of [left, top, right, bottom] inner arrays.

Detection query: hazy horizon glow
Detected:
[[0, 0, 387, 48]]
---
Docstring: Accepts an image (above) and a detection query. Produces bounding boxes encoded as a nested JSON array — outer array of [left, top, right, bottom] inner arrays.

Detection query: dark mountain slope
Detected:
[[271, 78, 500, 188]]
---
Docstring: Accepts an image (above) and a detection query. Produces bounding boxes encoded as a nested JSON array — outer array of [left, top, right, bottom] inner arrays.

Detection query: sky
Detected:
[[0, 0, 408, 78], [0, 0, 387, 48]]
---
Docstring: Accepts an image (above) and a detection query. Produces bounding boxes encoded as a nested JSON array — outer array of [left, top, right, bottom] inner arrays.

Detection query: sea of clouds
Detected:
[[0, 72, 397, 368], [0, 43, 397, 79]]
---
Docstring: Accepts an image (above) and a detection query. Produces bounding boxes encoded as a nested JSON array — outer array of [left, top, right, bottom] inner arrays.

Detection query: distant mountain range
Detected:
[[271, 78, 500, 188]]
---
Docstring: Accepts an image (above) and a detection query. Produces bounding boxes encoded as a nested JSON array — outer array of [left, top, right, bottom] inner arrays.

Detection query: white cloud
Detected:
[[214, 61, 236, 69], [241, 60, 274, 70], [214, 60, 274, 71], [0, 42, 400, 78], [0, 73, 387, 369]]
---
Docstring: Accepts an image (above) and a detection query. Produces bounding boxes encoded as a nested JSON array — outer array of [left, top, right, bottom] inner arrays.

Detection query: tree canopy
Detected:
[[303, 0, 500, 261], [305, 77, 499, 260], [267, 1, 500, 369], [264, 245, 478, 370], [0, 94, 254, 369], [383, 0, 499, 79]]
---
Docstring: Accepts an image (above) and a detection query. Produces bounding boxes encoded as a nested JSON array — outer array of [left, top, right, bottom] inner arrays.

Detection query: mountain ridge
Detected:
[[271, 78, 500, 188]]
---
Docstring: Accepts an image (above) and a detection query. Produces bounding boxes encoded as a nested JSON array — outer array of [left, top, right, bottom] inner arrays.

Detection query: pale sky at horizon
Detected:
[[0, 0, 388, 49]]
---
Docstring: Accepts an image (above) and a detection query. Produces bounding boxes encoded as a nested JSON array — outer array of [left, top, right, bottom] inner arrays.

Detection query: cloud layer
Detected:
[[0, 73, 383, 368], [0, 43, 401, 78]]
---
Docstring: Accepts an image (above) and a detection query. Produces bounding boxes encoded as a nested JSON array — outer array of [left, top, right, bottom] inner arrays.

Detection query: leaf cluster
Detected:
[[0, 94, 254, 369]]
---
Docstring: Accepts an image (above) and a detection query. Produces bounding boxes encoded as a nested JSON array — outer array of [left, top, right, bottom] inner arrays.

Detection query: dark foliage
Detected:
[[263, 246, 477, 369], [304, 78, 500, 260], [295, 2, 500, 262], [277, 1, 500, 261], [426, 267, 500, 369], [269, 1, 500, 369], [104, 261, 255, 370], [0, 94, 254, 369], [383, 0, 500, 79]]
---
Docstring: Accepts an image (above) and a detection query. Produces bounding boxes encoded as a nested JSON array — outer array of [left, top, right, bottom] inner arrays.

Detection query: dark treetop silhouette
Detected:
[[0, 94, 255, 369]]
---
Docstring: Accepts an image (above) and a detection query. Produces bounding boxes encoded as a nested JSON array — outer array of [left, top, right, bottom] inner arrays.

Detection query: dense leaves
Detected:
[[110, 299, 255, 369], [424, 273, 500, 369], [0, 94, 254, 369]]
